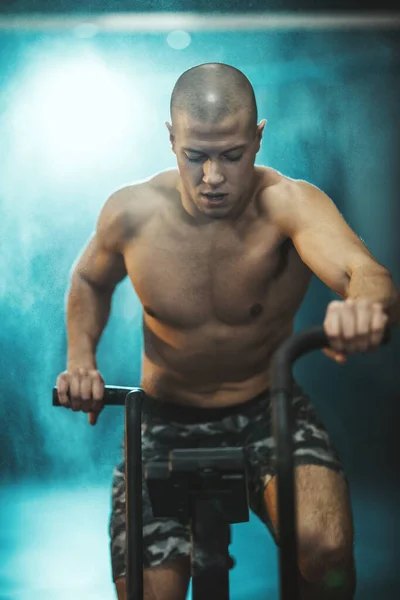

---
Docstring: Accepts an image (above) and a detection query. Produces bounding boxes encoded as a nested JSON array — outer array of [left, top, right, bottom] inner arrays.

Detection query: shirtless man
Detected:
[[56, 63, 399, 600]]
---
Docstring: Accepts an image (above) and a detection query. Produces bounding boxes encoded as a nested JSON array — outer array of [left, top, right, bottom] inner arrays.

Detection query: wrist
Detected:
[[67, 355, 97, 371]]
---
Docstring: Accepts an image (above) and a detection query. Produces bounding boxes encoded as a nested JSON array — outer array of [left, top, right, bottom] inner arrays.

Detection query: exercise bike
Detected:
[[52, 325, 390, 600]]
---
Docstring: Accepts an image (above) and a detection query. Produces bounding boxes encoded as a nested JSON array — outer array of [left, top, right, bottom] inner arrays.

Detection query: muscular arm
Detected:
[[66, 191, 129, 369], [271, 179, 400, 324]]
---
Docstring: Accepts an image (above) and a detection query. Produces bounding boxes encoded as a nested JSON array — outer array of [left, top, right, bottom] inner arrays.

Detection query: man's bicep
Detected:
[[73, 233, 127, 290], [277, 181, 378, 296], [72, 193, 129, 289]]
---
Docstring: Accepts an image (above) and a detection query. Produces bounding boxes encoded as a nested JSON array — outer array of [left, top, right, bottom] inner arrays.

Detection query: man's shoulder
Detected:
[[107, 170, 176, 211], [98, 170, 179, 241], [257, 167, 315, 221], [257, 166, 306, 196], [96, 172, 177, 252]]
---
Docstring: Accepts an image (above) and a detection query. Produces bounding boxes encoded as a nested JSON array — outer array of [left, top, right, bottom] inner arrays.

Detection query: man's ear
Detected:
[[255, 119, 267, 152], [165, 121, 176, 153]]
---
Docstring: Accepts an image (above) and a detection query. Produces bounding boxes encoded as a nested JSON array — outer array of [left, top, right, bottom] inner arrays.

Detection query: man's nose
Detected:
[[202, 160, 225, 186]]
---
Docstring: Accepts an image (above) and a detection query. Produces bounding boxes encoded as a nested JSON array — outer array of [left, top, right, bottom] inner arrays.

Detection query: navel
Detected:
[[250, 303, 264, 318]]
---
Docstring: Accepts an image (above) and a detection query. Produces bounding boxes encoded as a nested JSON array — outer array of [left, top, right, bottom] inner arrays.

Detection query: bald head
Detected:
[[170, 63, 257, 132]]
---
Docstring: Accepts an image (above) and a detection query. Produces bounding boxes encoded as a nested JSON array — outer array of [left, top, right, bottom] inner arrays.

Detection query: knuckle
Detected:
[[68, 367, 80, 376], [359, 325, 370, 334], [328, 301, 341, 310], [371, 328, 383, 337], [355, 298, 369, 307], [372, 301, 383, 310], [355, 330, 368, 340], [324, 321, 338, 334]]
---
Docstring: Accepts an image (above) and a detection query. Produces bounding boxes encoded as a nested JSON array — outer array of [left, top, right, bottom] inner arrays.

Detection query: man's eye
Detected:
[[185, 155, 204, 163], [225, 155, 242, 162], [184, 154, 242, 163]]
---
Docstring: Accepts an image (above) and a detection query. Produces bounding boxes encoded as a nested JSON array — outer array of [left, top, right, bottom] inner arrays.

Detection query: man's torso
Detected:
[[118, 167, 312, 407]]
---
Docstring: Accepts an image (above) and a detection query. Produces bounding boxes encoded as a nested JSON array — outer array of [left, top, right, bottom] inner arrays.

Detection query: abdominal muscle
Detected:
[[140, 318, 294, 408]]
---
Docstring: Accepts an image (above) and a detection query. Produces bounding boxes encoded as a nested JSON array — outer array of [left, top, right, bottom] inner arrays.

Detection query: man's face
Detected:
[[167, 110, 265, 219]]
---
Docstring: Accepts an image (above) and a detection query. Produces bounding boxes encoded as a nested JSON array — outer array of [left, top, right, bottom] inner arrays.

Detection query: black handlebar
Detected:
[[52, 384, 133, 406], [273, 324, 390, 391]]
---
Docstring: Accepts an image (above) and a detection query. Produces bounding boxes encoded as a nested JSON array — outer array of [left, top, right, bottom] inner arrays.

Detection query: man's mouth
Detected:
[[201, 193, 227, 204]]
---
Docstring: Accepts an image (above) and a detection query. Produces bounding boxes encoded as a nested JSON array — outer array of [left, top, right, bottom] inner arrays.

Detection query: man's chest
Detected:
[[123, 219, 294, 327]]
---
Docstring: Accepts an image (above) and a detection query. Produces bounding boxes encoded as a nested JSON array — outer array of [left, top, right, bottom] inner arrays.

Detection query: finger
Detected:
[[56, 373, 70, 407], [69, 374, 81, 411], [80, 374, 93, 414], [88, 411, 98, 426], [324, 302, 343, 352], [323, 348, 347, 362], [340, 300, 357, 353], [354, 299, 372, 352], [91, 371, 104, 401], [322, 348, 347, 363], [91, 371, 105, 413], [370, 304, 388, 348]]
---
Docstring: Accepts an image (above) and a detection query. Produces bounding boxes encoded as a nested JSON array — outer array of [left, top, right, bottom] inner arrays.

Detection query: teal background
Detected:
[[0, 25, 399, 599]]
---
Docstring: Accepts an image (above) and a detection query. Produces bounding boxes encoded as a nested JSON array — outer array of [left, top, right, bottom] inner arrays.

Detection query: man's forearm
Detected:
[[346, 265, 400, 326], [67, 275, 113, 369]]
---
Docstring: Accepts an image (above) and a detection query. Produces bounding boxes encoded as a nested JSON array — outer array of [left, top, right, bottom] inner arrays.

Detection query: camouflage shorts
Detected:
[[109, 382, 345, 581]]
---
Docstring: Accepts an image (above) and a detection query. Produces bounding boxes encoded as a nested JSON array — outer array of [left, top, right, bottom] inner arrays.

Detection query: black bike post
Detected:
[[270, 325, 392, 600], [52, 385, 144, 599], [271, 327, 329, 600], [125, 389, 146, 600], [191, 496, 231, 600]]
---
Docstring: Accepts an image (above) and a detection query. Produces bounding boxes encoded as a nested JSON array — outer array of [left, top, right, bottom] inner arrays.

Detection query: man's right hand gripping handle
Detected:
[[56, 367, 105, 426]]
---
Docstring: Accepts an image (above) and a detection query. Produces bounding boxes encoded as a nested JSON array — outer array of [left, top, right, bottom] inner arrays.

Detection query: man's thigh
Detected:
[[114, 557, 191, 600], [264, 464, 354, 547], [247, 383, 353, 550], [109, 452, 191, 582], [109, 412, 192, 583]]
